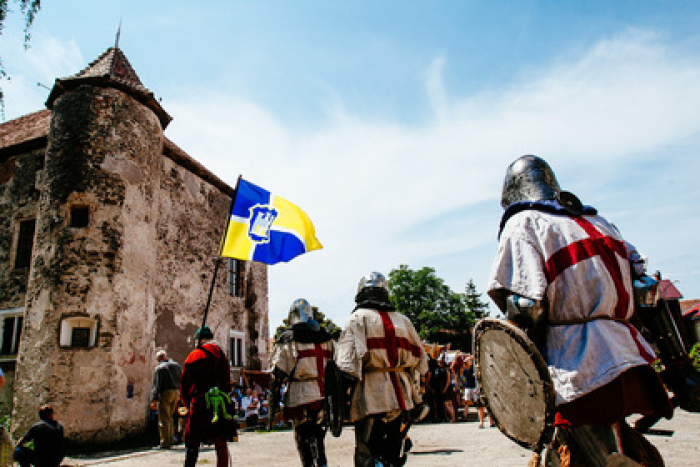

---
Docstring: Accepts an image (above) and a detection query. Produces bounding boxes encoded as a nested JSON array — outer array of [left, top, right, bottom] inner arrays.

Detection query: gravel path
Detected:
[[64, 409, 699, 466]]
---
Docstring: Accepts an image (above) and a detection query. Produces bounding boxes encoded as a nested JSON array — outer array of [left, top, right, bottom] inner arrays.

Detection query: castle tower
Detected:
[[12, 47, 172, 442]]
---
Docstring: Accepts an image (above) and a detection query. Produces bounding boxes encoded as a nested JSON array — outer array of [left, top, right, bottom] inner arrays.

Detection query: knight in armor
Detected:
[[269, 299, 335, 467], [487, 155, 674, 466], [335, 272, 428, 467]]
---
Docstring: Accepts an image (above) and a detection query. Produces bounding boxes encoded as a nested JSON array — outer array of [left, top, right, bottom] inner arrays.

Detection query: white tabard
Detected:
[[270, 339, 335, 408], [335, 308, 428, 421], [488, 209, 656, 406]]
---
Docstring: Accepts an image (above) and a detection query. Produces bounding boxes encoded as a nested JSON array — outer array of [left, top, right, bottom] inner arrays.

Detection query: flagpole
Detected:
[[198, 175, 243, 347], [217, 174, 243, 257]]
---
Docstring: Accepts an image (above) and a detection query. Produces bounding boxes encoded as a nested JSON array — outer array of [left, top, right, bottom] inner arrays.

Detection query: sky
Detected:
[[2, 1, 700, 332]]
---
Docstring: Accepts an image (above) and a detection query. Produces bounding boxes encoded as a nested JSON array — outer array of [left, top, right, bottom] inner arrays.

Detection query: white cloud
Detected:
[[165, 28, 700, 329], [2, 34, 84, 120], [7, 26, 698, 330]]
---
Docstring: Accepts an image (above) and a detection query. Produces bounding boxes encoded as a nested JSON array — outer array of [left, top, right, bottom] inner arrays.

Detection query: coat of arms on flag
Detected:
[[219, 178, 322, 265]]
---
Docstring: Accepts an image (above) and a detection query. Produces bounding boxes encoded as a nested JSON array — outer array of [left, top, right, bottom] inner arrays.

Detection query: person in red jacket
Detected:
[[180, 325, 236, 467]]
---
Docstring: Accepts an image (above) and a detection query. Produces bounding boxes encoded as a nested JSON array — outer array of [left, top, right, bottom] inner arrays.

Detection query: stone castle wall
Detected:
[[0, 84, 268, 443], [154, 155, 269, 369]]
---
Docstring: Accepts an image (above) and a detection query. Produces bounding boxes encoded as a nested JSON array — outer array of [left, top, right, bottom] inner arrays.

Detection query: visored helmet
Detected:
[[288, 298, 314, 325], [501, 155, 583, 215], [357, 271, 388, 295], [501, 155, 561, 209]]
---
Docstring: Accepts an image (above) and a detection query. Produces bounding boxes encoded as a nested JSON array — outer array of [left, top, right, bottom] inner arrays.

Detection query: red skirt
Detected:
[[283, 399, 324, 421], [554, 365, 672, 428]]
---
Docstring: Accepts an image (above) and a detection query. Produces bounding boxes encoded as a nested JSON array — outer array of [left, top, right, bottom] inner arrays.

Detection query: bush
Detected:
[[690, 342, 700, 372]]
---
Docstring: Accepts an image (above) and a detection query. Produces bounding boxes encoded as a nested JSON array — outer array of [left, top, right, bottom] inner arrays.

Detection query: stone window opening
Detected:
[[228, 258, 244, 298], [229, 330, 245, 368], [14, 218, 36, 269], [59, 316, 99, 348], [69, 205, 90, 228], [0, 308, 24, 360]]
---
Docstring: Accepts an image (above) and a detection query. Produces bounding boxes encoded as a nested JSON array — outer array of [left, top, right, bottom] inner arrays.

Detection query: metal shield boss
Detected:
[[324, 359, 348, 437], [474, 318, 555, 452]]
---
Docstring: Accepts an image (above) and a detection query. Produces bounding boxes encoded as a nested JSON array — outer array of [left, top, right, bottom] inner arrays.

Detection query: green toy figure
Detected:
[[205, 387, 233, 423]]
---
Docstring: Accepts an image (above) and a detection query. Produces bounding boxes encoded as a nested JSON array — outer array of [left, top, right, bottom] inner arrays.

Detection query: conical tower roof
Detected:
[[46, 47, 171, 129]]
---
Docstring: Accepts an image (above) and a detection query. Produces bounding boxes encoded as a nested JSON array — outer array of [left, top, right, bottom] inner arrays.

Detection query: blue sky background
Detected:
[[2, 1, 700, 333]]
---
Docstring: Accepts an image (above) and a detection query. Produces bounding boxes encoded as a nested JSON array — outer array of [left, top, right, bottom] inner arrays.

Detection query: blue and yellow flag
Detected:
[[219, 178, 323, 265]]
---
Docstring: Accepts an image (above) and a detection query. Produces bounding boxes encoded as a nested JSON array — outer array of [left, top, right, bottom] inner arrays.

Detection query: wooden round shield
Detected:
[[474, 318, 555, 451]]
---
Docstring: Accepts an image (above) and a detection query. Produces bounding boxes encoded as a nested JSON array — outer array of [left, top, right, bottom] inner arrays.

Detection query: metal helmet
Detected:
[[357, 271, 388, 295], [501, 155, 561, 209], [288, 298, 314, 326]]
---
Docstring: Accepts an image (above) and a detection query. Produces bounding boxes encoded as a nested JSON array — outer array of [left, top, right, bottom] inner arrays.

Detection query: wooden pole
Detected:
[[198, 175, 243, 347]]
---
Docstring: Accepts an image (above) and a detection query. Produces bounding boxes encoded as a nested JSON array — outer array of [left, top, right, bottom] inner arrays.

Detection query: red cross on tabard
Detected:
[[297, 343, 333, 396], [543, 216, 655, 362], [366, 311, 422, 410]]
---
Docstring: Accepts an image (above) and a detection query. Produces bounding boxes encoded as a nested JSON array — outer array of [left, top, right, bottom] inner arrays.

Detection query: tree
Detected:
[[274, 306, 342, 341], [1, 0, 42, 116], [388, 265, 489, 352]]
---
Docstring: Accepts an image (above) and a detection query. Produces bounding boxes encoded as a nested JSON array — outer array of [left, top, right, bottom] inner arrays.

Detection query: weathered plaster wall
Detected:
[[245, 261, 269, 370], [0, 148, 44, 417], [154, 158, 269, 369], [0, 149, 44, 311], [4, 84, 269, 444], [13, 85, 163, 442]]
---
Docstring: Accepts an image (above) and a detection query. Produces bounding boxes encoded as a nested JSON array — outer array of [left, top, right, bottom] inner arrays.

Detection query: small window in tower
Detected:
[[70, 206, 90, 228], [59, 316, 98, 349], [70, 327, 91, 347], [14, 219, 36, 269]]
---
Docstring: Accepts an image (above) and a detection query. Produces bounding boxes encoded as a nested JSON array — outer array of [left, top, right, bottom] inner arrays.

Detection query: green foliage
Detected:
[[691, 342, 700, 372], [274, 306, 342, 340], [0, 1, 41, 42], [388, 265, 489, 351]]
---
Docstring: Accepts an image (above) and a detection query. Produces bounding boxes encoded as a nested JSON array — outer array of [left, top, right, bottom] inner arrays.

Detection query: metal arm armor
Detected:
[[505, 293, 548, 351], [506, 294, 547, 329]]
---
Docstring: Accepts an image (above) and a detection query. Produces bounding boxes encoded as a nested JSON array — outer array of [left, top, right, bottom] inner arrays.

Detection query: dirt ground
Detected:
[[65, 409, 699, 466]]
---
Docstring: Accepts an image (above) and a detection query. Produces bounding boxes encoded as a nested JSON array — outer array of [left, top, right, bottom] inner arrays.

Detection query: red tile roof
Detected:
[[45, 47, 171, 129], [0, 110, 51, 155], [0, 110, 232, 195], [163, 139, 234, 196], [71, 47, 149, 94], [658, 279, 683, 300], [683, 303, 700, 320], [1, 47, 229, 195], [681, 299, 700, 313]]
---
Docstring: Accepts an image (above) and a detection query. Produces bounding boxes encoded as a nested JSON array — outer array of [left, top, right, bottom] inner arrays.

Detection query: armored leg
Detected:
[[371, 415, 407, 467], [310, 420, 328, 466], [184, 446, 199, 467], [354, 417, 376, 467], [354, 414, 408, 467], [545, 422, 662, 467], [618, 420, 664, 467], [546, 426, 613, 467], [294, 420, 316, 467]]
